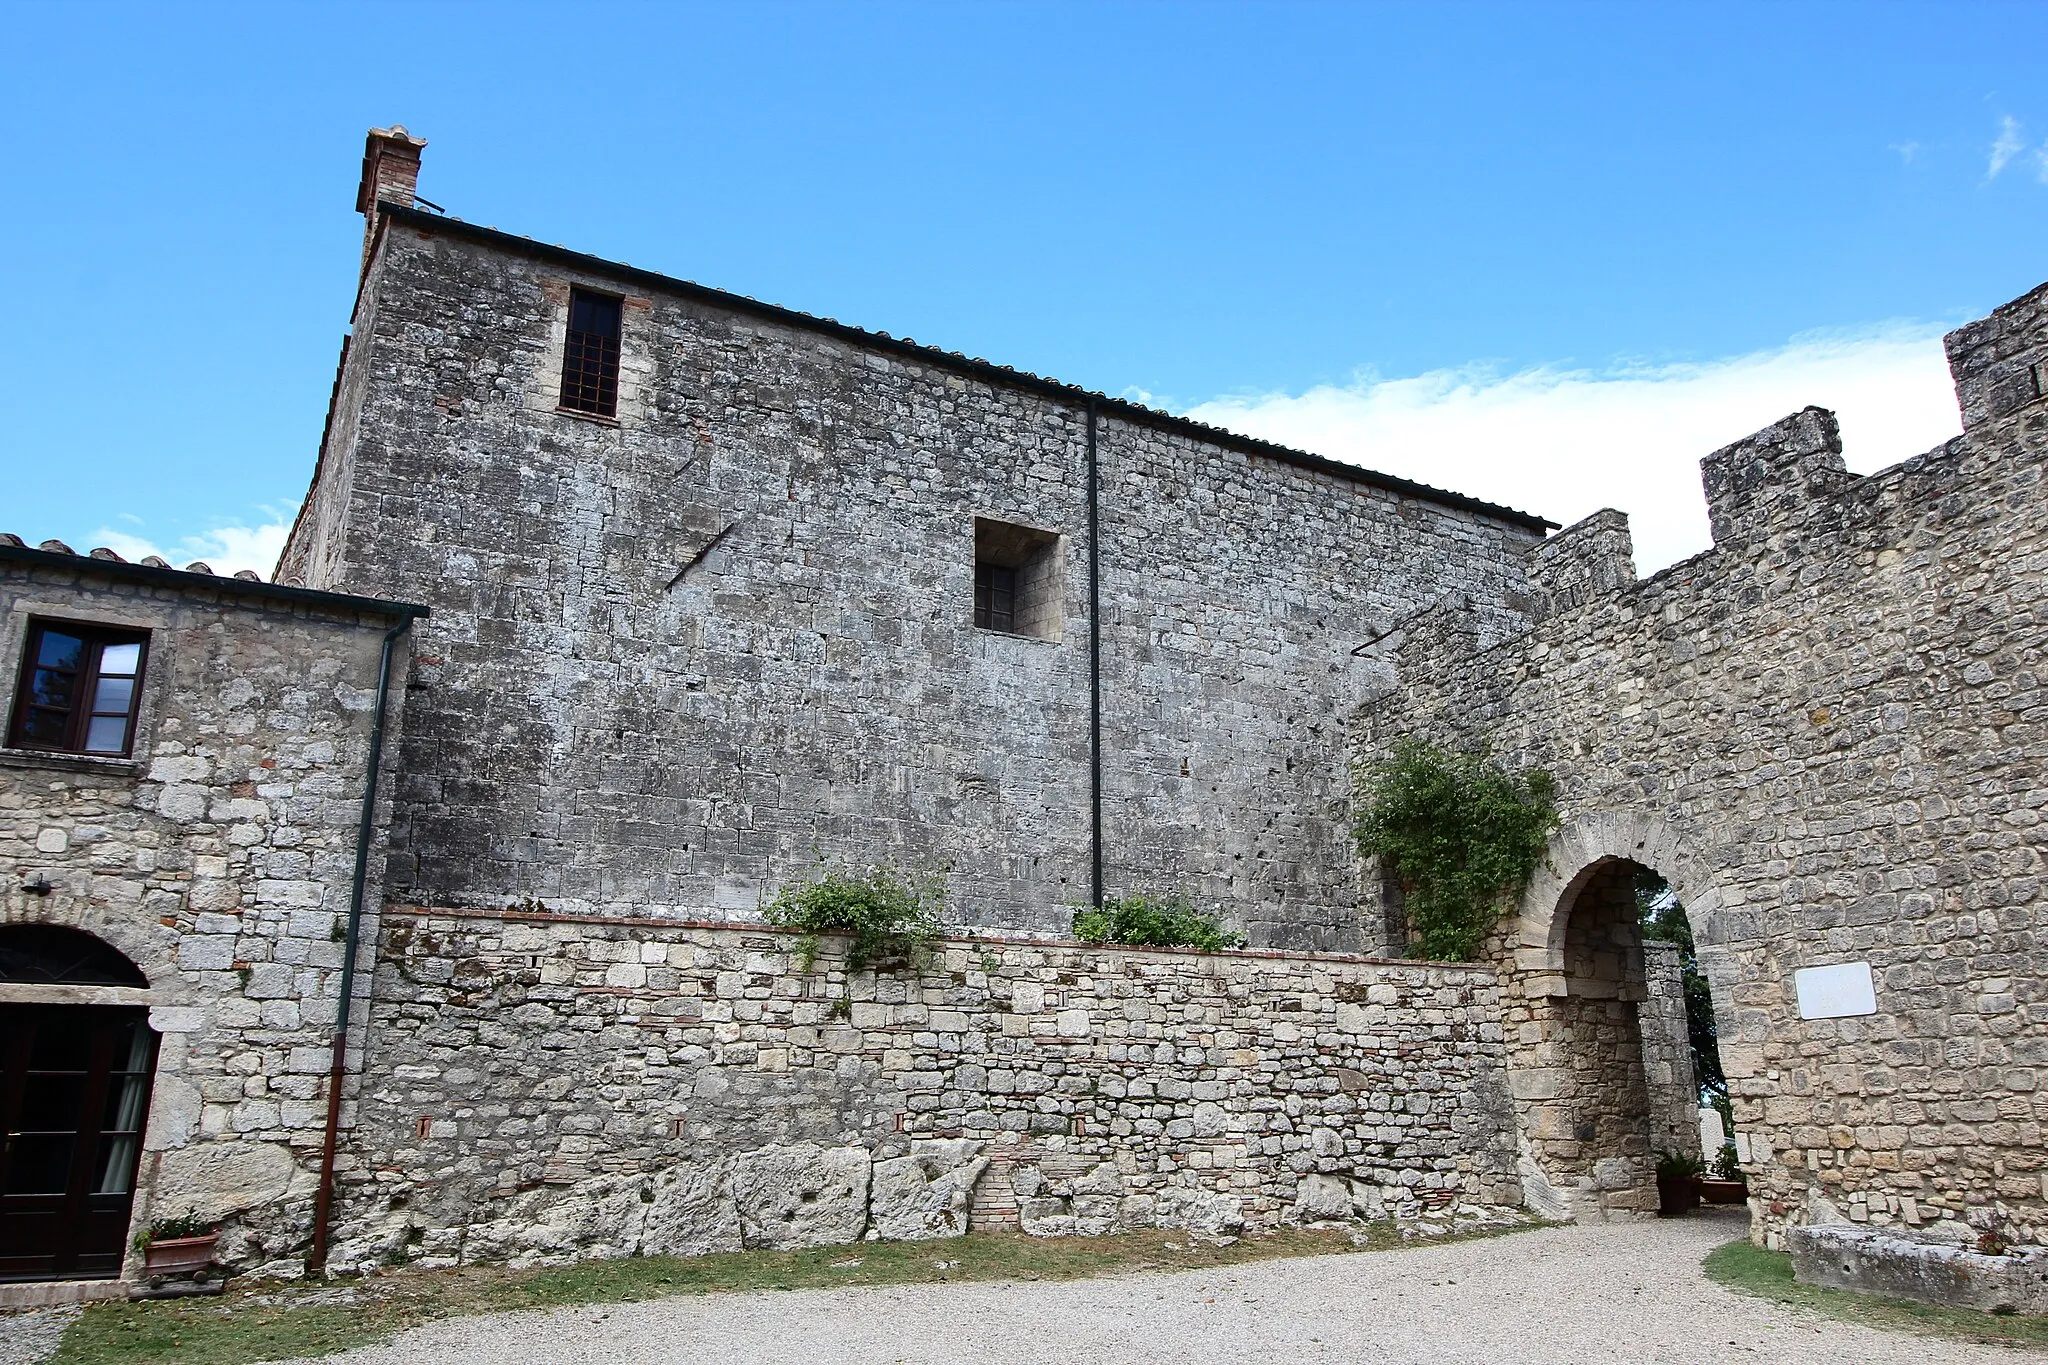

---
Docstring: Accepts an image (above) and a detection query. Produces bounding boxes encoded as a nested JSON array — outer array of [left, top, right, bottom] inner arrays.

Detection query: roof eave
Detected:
[[377, 202, 1558, 535]]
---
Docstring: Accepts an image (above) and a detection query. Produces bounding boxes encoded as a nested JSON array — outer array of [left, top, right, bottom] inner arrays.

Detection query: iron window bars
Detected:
[[974, 563, 1018, 633], [559, 289, 623, 417]]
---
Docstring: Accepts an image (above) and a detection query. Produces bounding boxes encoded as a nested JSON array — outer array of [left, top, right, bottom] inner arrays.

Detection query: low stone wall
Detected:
[[327, 908, 1526, 1269]]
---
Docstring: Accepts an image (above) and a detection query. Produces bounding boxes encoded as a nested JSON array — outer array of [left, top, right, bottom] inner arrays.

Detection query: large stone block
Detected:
[[869, 1139, 988, 1241], [1790, 1223, 2048, 1315], [732, 1145, 872, 1250], [640, 1160, 743, 1257]]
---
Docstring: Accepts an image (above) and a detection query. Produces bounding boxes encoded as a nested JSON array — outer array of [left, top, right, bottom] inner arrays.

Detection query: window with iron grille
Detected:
[[559, 288, 623, 417], [974, 563, 1018, 632], [972, 518, 1063, 640], [7, 620, 149, 757]]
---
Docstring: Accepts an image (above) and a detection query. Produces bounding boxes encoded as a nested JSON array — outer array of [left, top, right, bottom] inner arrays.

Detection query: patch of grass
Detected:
[[1703, 1238, 2048, 1350], [55, 1224, 1537, 1365]]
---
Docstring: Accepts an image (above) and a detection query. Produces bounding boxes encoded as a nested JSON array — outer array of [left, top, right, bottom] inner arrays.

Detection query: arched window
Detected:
[[0, 924, 148, 987]]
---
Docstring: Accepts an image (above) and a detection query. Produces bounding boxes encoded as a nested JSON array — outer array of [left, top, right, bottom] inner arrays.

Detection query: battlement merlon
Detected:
[[1526, 508, 1635, 622], [1699, 406, 1850, 548], [1945, 278, 2048, 432]]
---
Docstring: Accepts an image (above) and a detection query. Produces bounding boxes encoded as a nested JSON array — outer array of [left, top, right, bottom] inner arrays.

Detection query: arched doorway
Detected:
[[0, 924, 158, 1281], [1507, 855, 1695, 1227]]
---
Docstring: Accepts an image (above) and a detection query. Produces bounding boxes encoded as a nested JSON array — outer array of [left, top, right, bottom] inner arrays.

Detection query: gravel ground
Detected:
[[0, 1306, 78, 1365], [264, 1209, 2029, 1365]]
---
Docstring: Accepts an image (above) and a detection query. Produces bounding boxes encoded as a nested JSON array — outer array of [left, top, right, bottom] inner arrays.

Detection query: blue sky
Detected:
[[2, 1, 2045, 573]]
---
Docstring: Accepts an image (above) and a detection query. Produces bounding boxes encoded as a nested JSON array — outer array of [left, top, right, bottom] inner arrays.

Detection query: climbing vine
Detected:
[[1354, 738, 1558, 961]]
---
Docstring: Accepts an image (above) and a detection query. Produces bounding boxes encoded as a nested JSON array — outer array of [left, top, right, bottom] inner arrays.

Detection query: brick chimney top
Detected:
[[355, 125, 427, 277]]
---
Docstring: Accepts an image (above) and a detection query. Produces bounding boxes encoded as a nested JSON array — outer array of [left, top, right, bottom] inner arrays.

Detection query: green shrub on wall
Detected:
[[763, 866, 945, 972], [1355, 738, 1559, 961], [1073, 892, 1245, 952]]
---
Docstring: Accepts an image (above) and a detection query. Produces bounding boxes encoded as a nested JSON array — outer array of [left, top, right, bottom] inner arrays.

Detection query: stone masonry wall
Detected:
[[1357, 280, 2048, 1248], [280, 213, 1546, 952], [325, 908, 1526, 1269], [0, 552, 411, 1277]]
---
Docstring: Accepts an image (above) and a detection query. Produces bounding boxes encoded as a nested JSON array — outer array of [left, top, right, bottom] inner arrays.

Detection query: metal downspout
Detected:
[[308, 617, 411, 1272], [1087, 400, 1103, 907]]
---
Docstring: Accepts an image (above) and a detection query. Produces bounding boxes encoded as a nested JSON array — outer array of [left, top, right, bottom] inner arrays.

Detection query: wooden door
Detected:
[[0, 1005, 157, 1281]]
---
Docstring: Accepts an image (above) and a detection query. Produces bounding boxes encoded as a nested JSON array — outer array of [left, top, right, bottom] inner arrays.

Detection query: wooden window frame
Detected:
[[6, 619, 150, 758], [558, 287, 624, 418]]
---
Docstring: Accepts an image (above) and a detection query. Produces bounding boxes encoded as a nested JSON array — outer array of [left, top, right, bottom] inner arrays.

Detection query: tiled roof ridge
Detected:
[[0, 532, 250, 580], [380, 202, 1559, 535], [0, 534, 429, 619]]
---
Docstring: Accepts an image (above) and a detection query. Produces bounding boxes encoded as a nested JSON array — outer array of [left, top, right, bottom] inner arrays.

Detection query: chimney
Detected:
[[355, 124, 427, 278]]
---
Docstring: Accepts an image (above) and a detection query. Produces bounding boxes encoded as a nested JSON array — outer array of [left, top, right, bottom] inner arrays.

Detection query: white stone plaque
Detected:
[[1794, 961, 1876, 1019]]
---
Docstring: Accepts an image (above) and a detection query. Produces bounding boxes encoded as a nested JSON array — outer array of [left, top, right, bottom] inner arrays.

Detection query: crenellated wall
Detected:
[[1358, 280, 2048, 1249]]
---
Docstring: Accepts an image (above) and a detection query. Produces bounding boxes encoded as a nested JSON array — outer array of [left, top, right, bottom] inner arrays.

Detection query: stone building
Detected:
[[0, 542, 421, 1289], [1, 125, 2040, 1295]]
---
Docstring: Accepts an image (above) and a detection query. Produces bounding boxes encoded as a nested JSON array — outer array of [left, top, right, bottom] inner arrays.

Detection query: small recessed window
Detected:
[[974, 563, 1017, 632], [973, 518, 1062, 641], [8, 620, 149, 757], [560, 288, 623, 417]]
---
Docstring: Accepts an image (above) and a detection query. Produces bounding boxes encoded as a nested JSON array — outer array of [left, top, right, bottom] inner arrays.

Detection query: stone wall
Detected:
[[280, 211, 1548, 951], [0, 549, 414, 1277], [1357, 280, 2048, 1248], [324, 907, 1531, 1269]]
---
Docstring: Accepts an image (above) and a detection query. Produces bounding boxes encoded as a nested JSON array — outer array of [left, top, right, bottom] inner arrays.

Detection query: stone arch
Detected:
[[1504, 809, 1723, 1222], [0, 906, 179, 1007], [0, 922, 149, 987], [1512, 809, 1725, 979]]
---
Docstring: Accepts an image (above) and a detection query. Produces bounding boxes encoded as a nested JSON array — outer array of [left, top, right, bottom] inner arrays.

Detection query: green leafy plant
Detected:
[[1655, 1150, 1707, 1180], [762, 865, 944, 972], [134, 1209, 217, 1249], [1072, 892, 1245, 952], [1711, 1141, 1743, 1182], [1354, 738, 1558, 961]]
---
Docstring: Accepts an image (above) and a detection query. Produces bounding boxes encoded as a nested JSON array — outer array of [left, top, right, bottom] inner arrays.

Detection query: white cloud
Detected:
[[1183, 327, 1965, 573], [1989, 115, 2025, 177], [1889, 140, 1919, 164], [86, 514, 295, 580]]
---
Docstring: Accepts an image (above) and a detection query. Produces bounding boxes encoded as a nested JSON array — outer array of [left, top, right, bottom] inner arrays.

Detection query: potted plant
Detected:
[[1699, 1141, 1749, 1205], [1655, 1151, 1705, 1216], [136, 1210, 220, 1281]]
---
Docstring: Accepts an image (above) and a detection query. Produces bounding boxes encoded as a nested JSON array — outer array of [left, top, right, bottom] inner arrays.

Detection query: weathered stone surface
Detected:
[[153, 1141, 299, 1223], [330, 922, 1538, 1262], [732, 1145, 872, 1250], [870, 1140, 988, 1242], [641, 1161, 743, 1257], [0, 555, 410, 1278], [1361, 281, 2048, 1247], [1790, 1224, 2048, 1315], [281, 210, 1546, 954]]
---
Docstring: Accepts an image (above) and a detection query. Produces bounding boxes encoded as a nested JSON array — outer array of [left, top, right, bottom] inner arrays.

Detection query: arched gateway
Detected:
[[1504, 813, 1716, 1222], [0, 924, 159, 1282]]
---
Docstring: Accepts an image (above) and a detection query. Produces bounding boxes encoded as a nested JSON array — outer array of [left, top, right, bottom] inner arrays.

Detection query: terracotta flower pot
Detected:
[[1656, 1175, 1700, 1217], [142, 1233, 219, 1278], [1699, 1178, 1750, 1206]]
